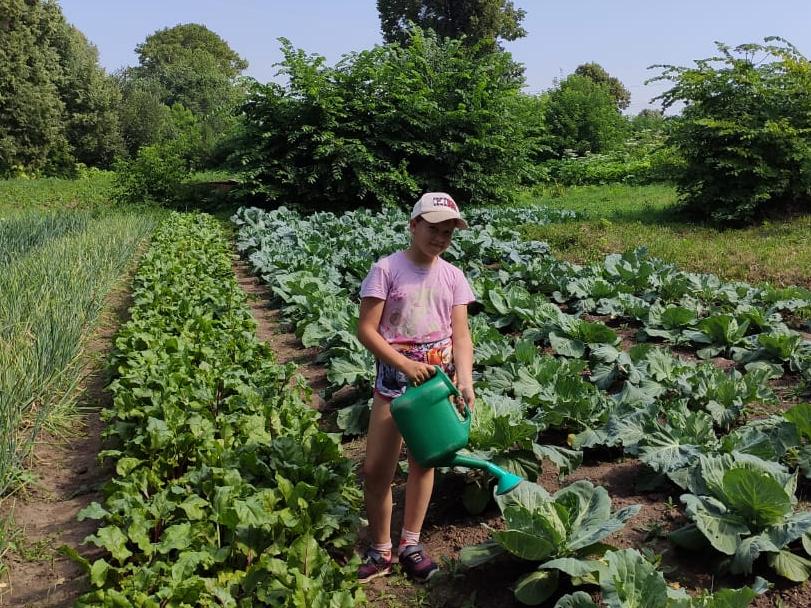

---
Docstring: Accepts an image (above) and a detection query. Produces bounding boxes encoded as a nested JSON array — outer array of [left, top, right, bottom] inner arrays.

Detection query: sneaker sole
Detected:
[[358, 566, 393, 583], [405, 566, 439, 583]]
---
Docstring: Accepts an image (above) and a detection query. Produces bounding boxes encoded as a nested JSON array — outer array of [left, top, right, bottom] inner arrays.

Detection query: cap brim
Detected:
[[420, 210, 469, 229]]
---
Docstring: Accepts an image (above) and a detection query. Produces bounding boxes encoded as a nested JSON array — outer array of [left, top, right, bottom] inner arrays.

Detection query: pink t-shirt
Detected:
[[360, 251, 476, 344]]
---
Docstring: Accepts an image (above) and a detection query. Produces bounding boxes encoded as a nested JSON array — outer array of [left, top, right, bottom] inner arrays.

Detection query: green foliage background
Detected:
[[654, 37, 811, 224], [0, 0, 123, 176], [236, 29, 539, 210], [376, 0, 527, 49], [544, 73, 629, 157]]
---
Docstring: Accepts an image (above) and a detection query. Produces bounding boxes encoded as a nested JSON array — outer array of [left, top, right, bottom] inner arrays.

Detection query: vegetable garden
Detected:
[[231, 204, 811, 606], [69, 213, 364, 606], [0, 209, 155, 496], [4, 2, 811, 604], [1, 200, 809, 606]]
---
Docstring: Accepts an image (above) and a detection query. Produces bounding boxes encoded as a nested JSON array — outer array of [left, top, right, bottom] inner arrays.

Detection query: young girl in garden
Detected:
[[356, 192, 476, 583]]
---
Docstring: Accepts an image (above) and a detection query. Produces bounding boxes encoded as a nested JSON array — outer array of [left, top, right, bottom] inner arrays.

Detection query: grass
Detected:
[[0, 171, 117, 217], [519, 183, 811, 288], [183, 169, 237, 184]]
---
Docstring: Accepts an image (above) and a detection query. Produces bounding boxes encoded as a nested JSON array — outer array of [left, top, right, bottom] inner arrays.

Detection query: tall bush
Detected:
[[236, 29, 536, 210], [113, 105, 201, 204], [543, 73, 629, 157], [652, 37, 811, 224]]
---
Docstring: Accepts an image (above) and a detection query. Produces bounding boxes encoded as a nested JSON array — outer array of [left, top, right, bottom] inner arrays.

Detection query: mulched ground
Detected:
[[233, 255, 811, 607]]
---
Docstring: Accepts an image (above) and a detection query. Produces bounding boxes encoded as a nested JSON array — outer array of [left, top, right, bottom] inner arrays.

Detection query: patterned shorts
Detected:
[[374, 337, 455, 400]]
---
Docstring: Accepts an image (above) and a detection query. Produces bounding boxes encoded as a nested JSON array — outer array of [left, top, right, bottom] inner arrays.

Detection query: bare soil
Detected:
[[233, 257, 811, 607], [0, 278, 134, 607], [234, 258, 329, 411]]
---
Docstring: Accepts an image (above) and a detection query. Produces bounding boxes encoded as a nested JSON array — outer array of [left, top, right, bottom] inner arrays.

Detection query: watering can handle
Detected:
[[426, 366, 471, 425], [432, 365, 459, 395]]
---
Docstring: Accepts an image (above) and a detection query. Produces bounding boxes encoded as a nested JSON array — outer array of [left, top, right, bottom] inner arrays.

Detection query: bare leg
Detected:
[[362, 394, 404, 545], [403, 450, 434, 534]]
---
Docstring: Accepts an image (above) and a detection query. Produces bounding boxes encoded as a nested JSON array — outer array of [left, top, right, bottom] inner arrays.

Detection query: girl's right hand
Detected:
[[402, 361, 436, 385]]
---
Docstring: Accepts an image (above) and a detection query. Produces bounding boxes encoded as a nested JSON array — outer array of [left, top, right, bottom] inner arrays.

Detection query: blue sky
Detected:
[[58, 1, 811, 114]]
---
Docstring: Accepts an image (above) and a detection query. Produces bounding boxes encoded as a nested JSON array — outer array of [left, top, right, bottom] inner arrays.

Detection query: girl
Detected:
[[356, 192, 476, 583]]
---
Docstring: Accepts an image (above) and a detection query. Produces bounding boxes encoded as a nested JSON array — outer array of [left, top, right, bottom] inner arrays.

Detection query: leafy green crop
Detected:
[[671, 453, 811, 581], [461, 480, 639, 605], [71, 213, 364, 606], [552, 549, 768, 608]]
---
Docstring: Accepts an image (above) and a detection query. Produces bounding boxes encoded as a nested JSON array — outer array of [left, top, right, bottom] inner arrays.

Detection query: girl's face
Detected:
[[409, 217, 456, 259]]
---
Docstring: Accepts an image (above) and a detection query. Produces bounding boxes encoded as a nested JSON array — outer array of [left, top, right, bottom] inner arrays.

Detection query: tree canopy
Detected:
[[129, 23, 248, 116], [652, 37, 811, 224], [377, 0, 526, 49], [121, 23, 249, 165], [0, 0, 67, 175], [544, 73, 628, 156], [574, 62, 631, 111], [0, 0, 122, 175], [49, 12, 124, 167]]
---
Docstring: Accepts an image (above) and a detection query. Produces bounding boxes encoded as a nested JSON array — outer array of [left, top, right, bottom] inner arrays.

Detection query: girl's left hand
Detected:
[[455, 385, 475, 412]]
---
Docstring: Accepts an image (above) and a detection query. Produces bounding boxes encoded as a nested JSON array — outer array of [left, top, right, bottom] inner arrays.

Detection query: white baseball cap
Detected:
[[410, 192, 469, 229]]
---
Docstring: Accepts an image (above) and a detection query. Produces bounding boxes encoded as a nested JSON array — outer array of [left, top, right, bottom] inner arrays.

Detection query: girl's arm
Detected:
[[357, 297, 435, 384], [451, 304, 475, 409]]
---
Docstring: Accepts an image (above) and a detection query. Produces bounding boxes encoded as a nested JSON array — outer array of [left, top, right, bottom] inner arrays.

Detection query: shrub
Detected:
[[113, 142, 188, 204], [651, 37, 811, 224], [113, 104, 201, 204], [544, 131, 683, 186], [235, 28, 538, 211]]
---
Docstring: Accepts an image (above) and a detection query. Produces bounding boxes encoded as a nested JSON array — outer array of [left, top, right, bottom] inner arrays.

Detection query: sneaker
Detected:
[[398, 543, 438, 582], [358, 547, 394, 583]]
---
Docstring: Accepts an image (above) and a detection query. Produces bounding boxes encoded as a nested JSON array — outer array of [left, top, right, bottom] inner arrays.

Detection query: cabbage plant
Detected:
[[670, 453, 811, 581], [552, 548, 768, 608], [460, 480, 639, 605]]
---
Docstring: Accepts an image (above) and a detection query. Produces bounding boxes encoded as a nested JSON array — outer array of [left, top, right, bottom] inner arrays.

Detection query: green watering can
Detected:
[[390, 366, 523, 495]]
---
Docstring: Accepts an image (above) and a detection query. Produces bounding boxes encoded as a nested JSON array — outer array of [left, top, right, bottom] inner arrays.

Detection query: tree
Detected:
[[544, 73, 628, 156], [574, 62, 631, 111], [47, 8, 124, 168], [131, 23, 247, 115], [237, 29, 536, 210], [377, 0, 526, 49], [0, 0, 69, 175], [116, 74, 174, 157], [631, 108, 666, 134], [652, 37, 811, 224], [123, 23, 249, 165], [0, 0, 124, 175]]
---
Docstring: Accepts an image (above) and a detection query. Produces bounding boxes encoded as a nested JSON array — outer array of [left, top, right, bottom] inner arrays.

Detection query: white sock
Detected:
[[398, 528, 421, 554], [372, 541, 392, 558]]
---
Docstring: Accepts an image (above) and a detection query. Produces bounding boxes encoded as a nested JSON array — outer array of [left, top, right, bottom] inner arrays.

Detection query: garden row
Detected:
[[233, 205, 811, 605], [69, 213, 364, 606], [0, 208, 155, 496]]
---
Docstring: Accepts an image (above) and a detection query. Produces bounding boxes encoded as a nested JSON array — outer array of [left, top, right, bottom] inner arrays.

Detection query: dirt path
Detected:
[[231, 254, 811, 608], [0, 279, 134, 607], [232, 256, 518, 607]]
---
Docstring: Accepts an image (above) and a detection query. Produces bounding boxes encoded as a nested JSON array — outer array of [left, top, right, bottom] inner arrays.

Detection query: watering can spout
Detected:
[[450, 454, 522, 495]]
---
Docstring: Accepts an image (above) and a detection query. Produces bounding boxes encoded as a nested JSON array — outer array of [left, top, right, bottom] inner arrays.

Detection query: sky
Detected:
[[58, 1, 811, 115]]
